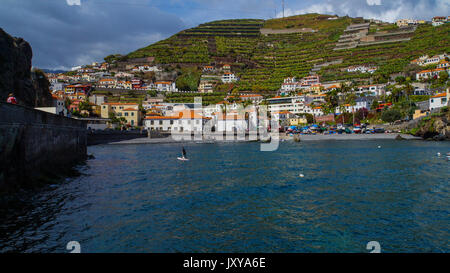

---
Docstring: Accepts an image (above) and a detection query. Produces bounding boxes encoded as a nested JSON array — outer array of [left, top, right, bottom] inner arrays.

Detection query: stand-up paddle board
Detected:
[[177, 157, 189, 161]]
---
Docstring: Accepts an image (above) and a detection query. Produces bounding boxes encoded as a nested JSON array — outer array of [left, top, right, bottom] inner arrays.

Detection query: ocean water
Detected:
[[0, 140, 449, 253]]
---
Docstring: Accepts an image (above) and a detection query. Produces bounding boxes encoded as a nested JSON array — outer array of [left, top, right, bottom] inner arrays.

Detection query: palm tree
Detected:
[[345, 93, 357, 125]]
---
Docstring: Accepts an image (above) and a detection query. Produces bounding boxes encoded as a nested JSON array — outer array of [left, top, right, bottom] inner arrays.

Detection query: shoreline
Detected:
[[106, 133, 422, 145], [280, 133, 422, 141]]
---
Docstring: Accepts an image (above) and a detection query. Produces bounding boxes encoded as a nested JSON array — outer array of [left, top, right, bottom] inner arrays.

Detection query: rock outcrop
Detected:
[[0, 28, 52, 107], [412, 108, 450, 140]]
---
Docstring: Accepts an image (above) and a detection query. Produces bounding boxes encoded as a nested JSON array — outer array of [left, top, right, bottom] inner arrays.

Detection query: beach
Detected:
[[107, 133, 422, 145]]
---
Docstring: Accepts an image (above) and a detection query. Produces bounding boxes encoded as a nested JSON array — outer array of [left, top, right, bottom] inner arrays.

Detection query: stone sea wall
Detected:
[[0, 103, 87, 189]]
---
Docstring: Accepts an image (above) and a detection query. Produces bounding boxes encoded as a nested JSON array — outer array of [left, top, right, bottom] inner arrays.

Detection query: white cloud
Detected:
[[276, 0, 450, 23], [366, 0, 381, 6], [66, 0, 81, 6]]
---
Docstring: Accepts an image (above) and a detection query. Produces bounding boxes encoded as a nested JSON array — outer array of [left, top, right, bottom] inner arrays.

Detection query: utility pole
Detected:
[[282, 0, 285, 18]]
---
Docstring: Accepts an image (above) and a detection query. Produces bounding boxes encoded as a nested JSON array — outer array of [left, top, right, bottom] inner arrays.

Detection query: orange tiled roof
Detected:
[[177, 110, 209, 120], [104, 102, 138, 106], [145, 116, 179, 120], [431, 93, 446, 98]]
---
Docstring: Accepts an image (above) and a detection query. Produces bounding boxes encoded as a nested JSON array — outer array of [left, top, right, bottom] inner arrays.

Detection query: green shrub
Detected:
[[381, 108, 402, 123]]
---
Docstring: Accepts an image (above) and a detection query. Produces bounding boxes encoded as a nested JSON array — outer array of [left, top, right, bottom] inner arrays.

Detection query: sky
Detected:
[[0, 0, 448, 70]]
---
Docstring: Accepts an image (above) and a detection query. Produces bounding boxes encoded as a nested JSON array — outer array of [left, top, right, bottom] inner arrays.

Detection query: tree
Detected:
[[395, 76, 406, 84], [371, 100, 379, 110], [303, 113, 314, 124], [175, 68, 201, 91], [438, 71, 449, 84], [64, 98, 72, 109], [381, 108, 402, 123], [104, 54, 122, 63], [345, 92, 357, 124], [79, 101, 91, 112], [323, 89, 339, 114], [147, 90, 157, 97], [355, 108, 369, 121]]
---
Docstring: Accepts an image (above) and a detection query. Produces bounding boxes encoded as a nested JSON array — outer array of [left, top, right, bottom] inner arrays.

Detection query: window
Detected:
[[131, 112, 134, 116], [151, 121, 154, 125], [131, 120, 134, 125], [125, 112, 129, 116], [196, 120, 200, 125], [159, 121, 162, 125]]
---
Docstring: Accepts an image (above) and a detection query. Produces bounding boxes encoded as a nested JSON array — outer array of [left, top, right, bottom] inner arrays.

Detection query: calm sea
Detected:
[[0, 140, 449, 253]]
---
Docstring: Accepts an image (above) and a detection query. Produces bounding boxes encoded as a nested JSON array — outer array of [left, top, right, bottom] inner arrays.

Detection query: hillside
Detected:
[[113, 13, 450, 93]]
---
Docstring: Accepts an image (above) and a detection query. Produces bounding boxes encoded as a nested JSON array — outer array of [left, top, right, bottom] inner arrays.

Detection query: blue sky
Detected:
[[0, 0, 448, 69]]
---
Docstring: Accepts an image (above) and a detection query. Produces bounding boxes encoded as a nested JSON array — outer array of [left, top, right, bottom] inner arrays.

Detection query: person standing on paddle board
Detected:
[[182, 147, 187, 159]]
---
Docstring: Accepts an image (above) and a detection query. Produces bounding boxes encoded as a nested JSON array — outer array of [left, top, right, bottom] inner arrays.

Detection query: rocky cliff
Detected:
[[411, 107, 450, 140], [0, 28, 52, 107]]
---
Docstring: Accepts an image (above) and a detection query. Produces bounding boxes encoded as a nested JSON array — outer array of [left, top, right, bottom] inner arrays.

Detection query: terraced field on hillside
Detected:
[[125, 14, 450, 93]]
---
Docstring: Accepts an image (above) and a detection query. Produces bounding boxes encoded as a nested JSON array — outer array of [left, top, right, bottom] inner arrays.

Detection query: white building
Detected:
[[272, 111, 294, 121], [155, 81, 177, 92], [335, 97, 373, 114], [216, 113, 248, 132], [347, 65, 377, 74], [416, 68, 447, 80], [355, 85, 386, 96], [35, 98, 68, 117], [98, 78, 117, 88], [429, 90, 449, 111], [396, 19, 418, 27], [222, 73, 238, 83], [412, 54, 448, 66], [144, 110, 210, 132], [132, 65, 161, 72], [115, 72, 134, 78], [267, 95, 324, 116]]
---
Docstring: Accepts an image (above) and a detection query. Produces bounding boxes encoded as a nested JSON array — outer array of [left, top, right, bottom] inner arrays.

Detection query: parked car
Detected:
[[374, 128, 385, 134]]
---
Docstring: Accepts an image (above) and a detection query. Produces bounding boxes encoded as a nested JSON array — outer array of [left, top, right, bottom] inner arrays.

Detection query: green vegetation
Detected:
[[121, 14, 449, 93], [381, 108, 402, 122], [175, 68, 202, 91]]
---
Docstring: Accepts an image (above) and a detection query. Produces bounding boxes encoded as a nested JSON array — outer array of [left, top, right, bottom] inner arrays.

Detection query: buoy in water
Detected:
[[378, 146, 381, 149], [437, 152, 441, 156], [299, 174, 305, 178]]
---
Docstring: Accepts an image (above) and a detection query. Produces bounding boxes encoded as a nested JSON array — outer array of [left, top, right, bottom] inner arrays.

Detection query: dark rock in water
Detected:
[[395, 134, 406, 140], [0, 28, 52, 107], [433, 134, 447, 141], [87, 154, 96, 160]]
